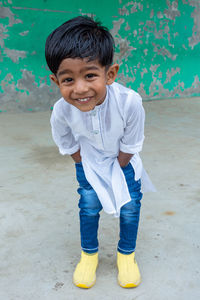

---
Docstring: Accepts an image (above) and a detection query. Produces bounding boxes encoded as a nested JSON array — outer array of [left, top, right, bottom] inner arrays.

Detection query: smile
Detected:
[[76, 97, 92, 103]]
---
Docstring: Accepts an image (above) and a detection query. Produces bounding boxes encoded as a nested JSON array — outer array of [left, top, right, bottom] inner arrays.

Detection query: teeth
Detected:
[[78, 98, 89, 102]]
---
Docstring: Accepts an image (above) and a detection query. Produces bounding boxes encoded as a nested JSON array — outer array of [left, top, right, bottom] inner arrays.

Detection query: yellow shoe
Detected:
[[117, 251, 141, 288], [73, 251, 98, 289]]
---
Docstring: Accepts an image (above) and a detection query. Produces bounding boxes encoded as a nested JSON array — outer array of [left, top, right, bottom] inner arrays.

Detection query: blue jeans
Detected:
[[75, 162, 142, 255]]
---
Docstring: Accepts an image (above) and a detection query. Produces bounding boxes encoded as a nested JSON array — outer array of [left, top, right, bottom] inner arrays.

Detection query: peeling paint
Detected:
[[4, 48, 27, 62], [0, 6, 22, 26], [19, 30, 29, 36], [110, 18, 124, 36], [164, 0, 180, 21], [0, 70, 60, 112], [188, 3, 200, 49], [119, 1, 143, 16], [111, 18, 135, 65], [140, 68, 148, 79], [164, 67, 180, 84], [152, 43, 177, 61], [0, 24, 8, 47], [0, 0, 200, 112]]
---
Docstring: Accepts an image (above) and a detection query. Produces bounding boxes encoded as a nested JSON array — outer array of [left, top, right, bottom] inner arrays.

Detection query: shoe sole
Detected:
[[74, 279, 96, 289], [118, 278, 141, 288]]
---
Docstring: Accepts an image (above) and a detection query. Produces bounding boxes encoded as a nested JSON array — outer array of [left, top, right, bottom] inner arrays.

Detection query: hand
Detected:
[[71, 150, 81, 163], [117, 151, 133, 168]]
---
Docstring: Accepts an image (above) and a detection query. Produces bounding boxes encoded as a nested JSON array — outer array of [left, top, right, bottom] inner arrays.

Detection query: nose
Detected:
[[73, 79, 89, 95]]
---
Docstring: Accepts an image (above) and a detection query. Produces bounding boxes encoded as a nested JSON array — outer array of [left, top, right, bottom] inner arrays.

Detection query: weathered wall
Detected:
[[0, 0, 200, 112]]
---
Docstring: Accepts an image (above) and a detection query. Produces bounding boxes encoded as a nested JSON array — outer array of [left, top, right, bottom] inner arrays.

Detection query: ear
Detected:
[[106, 63, 119, 85], [50, 74, 60, 87]]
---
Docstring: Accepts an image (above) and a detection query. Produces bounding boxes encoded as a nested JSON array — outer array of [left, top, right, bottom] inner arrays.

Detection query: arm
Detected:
[[71, 149, 81, 163], [119, 95, 145, 157], [117, 151, 133, 168], [50, 103, 80, 156]]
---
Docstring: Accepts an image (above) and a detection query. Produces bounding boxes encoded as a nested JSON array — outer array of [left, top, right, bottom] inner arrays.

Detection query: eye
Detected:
[[86, 73, 96, 79], [63, 77, 73, 83]]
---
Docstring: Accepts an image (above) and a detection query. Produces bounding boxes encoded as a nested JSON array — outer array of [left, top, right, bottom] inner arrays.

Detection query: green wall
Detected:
[[1, 0, 200, 112]]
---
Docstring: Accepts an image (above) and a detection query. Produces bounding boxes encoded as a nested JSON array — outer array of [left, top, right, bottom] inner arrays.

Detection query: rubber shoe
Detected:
[[117, 251, 141, 288], [73, 251, 98, 288]]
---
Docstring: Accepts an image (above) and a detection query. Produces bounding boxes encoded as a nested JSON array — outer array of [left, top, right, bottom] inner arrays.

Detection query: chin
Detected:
[[78, 107, 94, 112], [76, 103, 96, 112]]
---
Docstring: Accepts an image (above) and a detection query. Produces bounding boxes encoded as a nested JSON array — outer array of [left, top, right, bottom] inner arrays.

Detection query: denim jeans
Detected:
[[75, 162, 142, 255]]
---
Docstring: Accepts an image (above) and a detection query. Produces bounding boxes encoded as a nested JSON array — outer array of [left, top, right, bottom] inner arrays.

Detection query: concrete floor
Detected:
[[0, 97, 200, 300]]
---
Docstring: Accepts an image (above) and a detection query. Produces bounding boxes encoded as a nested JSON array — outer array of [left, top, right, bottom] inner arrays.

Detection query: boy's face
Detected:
[[50, 58, 119, 112]]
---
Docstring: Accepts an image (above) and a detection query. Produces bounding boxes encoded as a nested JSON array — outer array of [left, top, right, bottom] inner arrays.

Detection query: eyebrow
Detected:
[[57, 65, 100, 77]]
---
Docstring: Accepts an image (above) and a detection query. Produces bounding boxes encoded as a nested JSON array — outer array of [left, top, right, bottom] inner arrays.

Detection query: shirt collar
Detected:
[[92, 85, 109, 112]]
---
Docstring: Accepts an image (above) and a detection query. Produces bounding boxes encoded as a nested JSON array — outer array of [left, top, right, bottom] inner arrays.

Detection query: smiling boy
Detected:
[[50, 58, 118, 112], [45, 16, 153, 289]]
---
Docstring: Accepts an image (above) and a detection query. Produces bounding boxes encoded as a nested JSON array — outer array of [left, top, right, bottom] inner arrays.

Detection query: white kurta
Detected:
[[50, 82, 155, 217]]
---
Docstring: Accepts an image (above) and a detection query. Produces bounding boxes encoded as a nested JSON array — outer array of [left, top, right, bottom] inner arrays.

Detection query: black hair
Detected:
[[45, 16, 115, 74]]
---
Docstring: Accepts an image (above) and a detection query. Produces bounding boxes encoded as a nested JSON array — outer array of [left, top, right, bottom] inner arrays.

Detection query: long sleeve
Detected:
[[50, 104, 79, 155], [120, 94, 145, 154]]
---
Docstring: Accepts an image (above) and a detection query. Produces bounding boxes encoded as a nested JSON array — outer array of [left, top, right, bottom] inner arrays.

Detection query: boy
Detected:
[[45, 16, 152, 289]]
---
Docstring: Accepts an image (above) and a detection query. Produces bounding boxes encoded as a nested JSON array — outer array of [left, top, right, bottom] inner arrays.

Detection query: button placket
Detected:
[[91, 109, 103, 148], [91, 110, 96, 117]]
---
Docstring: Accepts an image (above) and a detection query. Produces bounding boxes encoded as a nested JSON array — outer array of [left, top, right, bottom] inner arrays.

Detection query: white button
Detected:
[[91, 110, 96, 116], [93, 130, 99, 134]]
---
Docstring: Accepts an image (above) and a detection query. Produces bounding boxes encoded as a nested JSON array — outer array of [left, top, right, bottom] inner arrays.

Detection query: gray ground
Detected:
[[0, 97, 200, 300]]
